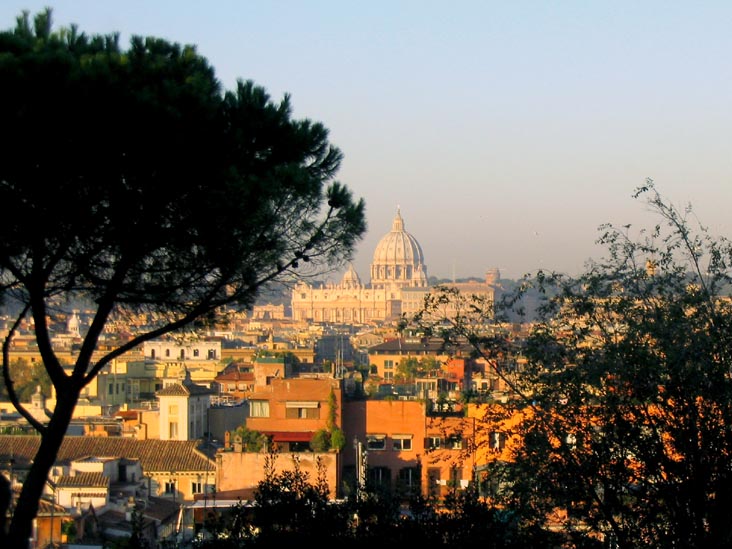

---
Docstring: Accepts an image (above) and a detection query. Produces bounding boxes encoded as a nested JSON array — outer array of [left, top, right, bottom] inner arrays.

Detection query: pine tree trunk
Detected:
[[7, 387, 79, 547]]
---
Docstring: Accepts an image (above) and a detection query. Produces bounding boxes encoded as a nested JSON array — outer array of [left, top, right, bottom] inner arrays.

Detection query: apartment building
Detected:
[[341, 399, 477, 500]]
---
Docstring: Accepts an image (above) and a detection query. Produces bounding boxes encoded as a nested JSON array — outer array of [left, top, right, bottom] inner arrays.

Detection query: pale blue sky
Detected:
[[3, 1, 731, 280]]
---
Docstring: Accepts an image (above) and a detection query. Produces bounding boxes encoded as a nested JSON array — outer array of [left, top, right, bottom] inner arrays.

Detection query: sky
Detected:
[[2, 1, 731, 281]]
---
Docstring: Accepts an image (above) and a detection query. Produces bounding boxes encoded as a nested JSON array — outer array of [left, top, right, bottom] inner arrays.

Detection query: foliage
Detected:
[[309, 428, 331, 452], [0, 8, 365, 545], [330, 426, 346, 451], [326, 387, 338, 430], [0, 358, 52, 402], [311, 387, 346, 451], [395, 356, 441, 382], [195, 452, 555, 548], [310, 426, 347, 452], [413, 180, 732, 548], [231, 425, 268, 452]]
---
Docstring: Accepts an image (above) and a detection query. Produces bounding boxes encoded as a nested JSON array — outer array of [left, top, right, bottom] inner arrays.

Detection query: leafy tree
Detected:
[[330, 426, 346, 451], [248, 452, 352, 546], [414, 180, 732, 547], [0, 357, 52, 402], [310, 388, 346, 451], [231, 425, 268, 452], [310, 428, 331, 452], [395, 356, 420, 382], [0, 9, 365, 545]]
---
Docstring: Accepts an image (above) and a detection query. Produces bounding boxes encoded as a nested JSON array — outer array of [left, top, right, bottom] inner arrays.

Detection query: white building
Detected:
[[291, 208, 429, 324], [157, 370, 214, 441]]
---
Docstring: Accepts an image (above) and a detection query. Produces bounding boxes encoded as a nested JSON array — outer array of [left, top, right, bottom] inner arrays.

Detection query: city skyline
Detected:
[[2, 1, 731, 279]]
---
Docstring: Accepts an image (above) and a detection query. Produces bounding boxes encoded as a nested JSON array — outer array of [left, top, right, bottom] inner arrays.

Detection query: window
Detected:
[[250, 400, 270, 418], [367, 434, 386, 451], [193, 349, 200, 357], [490, 431, 506, 451], [426, 436, 441, 449], [397, 467, 420, 497], [150, 349, 156, 359], [285, 401, 319, 419], [368, 466, 391, 488], [208, 349, 217, 359], [384, 360, 394, 370], [165, 480, 176, 495], [165, 349, 170, 357], [392, 435, 413, 451], [448, 436, 463, 449], [191, 481, 202, 494], [169, 422, 178, 439], [169, 405, 178, 416], [108, 383, 114, 395]]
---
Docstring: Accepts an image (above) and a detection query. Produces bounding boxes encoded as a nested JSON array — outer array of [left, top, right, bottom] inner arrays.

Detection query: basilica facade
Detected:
[[291, 209, 499, 325]]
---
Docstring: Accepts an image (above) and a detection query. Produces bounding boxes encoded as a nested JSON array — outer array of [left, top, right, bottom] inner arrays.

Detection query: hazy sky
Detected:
[[3, 1, 731, 280]]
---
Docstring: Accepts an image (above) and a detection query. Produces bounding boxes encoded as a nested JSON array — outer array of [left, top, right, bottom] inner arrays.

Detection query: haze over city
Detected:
[[3, 1, 731, 280]]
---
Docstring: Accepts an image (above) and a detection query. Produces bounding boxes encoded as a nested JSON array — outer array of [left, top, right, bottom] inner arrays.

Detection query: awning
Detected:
[[263, 431, 314, 442]]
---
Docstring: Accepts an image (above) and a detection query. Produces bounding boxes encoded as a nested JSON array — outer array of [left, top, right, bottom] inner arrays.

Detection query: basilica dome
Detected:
[[370, 208, 428, 289]]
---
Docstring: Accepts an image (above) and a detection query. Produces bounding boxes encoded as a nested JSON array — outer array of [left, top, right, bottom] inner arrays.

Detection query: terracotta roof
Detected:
[[144, 496, 181, 522], [157, 380, 214, 397], [0, 435, 214, 473], [57, 471, 109, 488], [11, 487, 67, 516], [215, 370, 255, 382]]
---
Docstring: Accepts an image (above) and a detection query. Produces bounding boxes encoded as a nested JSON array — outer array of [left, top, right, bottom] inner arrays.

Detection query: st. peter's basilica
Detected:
[[291, 209, 500, 324]]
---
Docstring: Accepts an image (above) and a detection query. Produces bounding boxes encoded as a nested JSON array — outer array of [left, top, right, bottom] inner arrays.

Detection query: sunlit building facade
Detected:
[[291, 208, 500, 324], [291, 208, 429, 323]]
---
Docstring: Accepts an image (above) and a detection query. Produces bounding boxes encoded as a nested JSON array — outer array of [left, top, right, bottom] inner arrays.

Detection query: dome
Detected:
[[340, 264, 362, 289], [370, 208, 428, 288]]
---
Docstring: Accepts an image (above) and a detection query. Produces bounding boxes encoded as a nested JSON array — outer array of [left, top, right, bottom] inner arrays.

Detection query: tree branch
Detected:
[[2, 304, 46, 434]]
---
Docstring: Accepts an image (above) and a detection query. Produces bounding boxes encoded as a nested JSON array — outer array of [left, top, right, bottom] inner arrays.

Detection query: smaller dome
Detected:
[[341, 264, 362, 289]]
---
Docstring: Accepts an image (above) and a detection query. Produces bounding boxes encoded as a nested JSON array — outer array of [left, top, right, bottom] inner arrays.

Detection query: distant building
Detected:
[[157, 370, 214, 441], [291, 208, 428, 324], [291, 207, 500, 324]]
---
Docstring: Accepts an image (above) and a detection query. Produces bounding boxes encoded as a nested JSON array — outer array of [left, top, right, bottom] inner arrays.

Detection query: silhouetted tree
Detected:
[[0, 9, 365, 545], [414, 180, 732, 548]]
